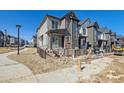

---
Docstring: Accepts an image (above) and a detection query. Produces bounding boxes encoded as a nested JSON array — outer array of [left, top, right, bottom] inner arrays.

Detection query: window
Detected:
[[83, 28, 86, 35], [52, 21, 58, 29], [52, 21, 55, 29], [55, 22, 58, 29]]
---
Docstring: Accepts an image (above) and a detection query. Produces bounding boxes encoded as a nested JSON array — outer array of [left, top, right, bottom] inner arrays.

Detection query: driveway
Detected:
[[0, 49, 38, 83]]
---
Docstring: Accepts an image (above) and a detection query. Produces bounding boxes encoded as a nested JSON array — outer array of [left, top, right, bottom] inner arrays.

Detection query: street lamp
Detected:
[[16, 25, 21, 55]]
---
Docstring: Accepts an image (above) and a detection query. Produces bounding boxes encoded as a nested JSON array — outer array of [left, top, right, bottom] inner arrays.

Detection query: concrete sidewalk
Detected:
[[36, 57, 113, 83], [0, 49, 38, 83]]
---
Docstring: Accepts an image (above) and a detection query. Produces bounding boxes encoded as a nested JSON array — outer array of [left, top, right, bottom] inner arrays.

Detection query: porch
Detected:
[[46, 29, 70, 50]]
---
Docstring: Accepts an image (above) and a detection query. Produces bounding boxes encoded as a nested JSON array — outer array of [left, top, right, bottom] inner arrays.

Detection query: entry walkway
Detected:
[[0, 49, 38, 83]]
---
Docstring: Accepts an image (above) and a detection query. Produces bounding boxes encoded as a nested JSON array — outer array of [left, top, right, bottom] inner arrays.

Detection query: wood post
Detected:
[[77, 58, 81, 72], [87, 48, 92, 64]]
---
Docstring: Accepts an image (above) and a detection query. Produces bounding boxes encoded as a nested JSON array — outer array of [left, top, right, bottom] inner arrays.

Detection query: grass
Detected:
[[8, 48, 73, 75], [0, 47, 14, 54]]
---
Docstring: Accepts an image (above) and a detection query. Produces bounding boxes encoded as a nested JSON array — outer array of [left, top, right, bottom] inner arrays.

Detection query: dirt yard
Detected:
[[0, 47, 14, 54], [78, 55, 124, 83], [8, 48, 73, 75]]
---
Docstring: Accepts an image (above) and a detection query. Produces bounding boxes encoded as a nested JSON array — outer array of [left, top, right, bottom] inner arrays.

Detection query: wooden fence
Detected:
[[37, 47, 46, 59]]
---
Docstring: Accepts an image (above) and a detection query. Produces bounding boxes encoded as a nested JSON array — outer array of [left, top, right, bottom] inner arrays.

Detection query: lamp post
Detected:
[[16, 25, 21, 55]]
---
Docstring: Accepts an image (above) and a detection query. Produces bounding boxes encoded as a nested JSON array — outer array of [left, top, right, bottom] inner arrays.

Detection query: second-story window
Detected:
[[83, 28, 86, 35], [52, 20, 58, 29], [52, 21, 55, 29], [55, 22, 58, 29]]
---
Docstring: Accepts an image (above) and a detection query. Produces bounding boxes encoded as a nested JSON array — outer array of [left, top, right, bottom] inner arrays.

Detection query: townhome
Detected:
[[97, 27, 111, 52], [116, 35, 124, 45], [110, 32, 116, 49], [78, 18, 91, 49], [37, 11, 80, 52], [37, 11, 117, 57], [6, 35, 18, 47], [79, 18, 113, 52], [86, 21, 100, 48], [103, 28, 112, 52], [0, 31, 4, 47]]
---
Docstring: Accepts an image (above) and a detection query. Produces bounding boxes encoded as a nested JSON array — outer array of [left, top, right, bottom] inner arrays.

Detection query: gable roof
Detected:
[[111, 32, 116, 36], [87, 21, 99, 28], [0, 31, 4, 36], [61, 11, 79, 21], [37, 11, 80, 32], [37, 15, 60, 32], [78, 18, 91, 26]]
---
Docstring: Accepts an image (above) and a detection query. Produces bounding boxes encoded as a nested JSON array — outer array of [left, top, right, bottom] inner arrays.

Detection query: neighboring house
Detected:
[[78, 18, 91, 49], [31, 35, 37, 47], [20, 38, 25, 46], [79, 18, 113, 52], [116, 35, 124, 45], [97, 27, 111, 51], [37, 11, 118, 57], [79, 18, 112, 52], [87, 21, 100, 48], [10, 36, 18, 46], [37, 11, 80, 51], [0, 31, 4, 47], [110, 32, 116, 47]]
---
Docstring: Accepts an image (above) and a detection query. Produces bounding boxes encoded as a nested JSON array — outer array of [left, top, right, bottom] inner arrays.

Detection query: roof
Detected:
[[104, 28, 111, 34], [32, 35, 37, 39], [88, 22, 95, 27], [97, 28, 103, 33], [61, 11, 79, 21], [116, 35, 124, 39], [111, 32, 116, 36], [78, 18, 91, 26], [87, 21, 99, 28], [37, 15, 60, 32], [0, 31, 4, 36], [37, 11, 80, 32]]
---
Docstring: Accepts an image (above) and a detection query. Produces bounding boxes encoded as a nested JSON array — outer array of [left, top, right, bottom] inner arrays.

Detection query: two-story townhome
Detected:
[[103, 27, 112, 52], [78, 18, 91, 49], [0, 31, 4, 47], [110, 32, 116, 49], [116, 35, 124, 45], [37, 11, 80, 51], [97, 27, 111, 51], [86, 21, 100, 48]]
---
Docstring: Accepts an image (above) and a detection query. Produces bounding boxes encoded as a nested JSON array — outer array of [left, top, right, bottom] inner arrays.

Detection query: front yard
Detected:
[[7, 48, 124, 83], [8, 48, 73, 75], [0, 47, 14, 54], [77, 55, 124, 83]]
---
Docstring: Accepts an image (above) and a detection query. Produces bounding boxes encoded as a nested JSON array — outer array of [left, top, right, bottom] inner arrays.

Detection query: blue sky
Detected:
[[0, 10, 124, 41]]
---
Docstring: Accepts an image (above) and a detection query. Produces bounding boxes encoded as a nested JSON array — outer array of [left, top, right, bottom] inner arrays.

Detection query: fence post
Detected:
[[87, 47, 92, 64], [77, 58, 81, 72]]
